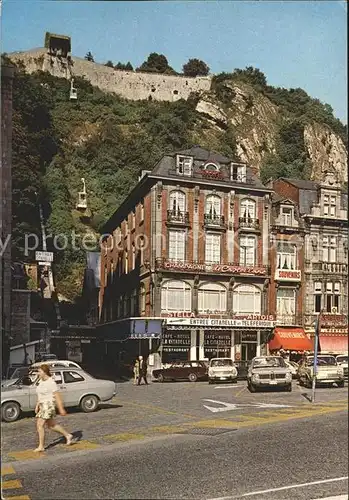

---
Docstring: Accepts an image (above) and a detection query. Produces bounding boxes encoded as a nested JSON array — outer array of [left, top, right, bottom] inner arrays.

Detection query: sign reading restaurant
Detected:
[[166, 315, 275, 328], [159, 260, 267, 276]]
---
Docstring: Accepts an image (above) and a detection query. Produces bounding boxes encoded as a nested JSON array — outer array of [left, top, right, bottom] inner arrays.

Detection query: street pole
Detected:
[[311, 334, 318, 403]]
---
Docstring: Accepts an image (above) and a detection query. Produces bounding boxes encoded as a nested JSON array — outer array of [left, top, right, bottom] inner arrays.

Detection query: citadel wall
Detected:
[[9, 49, 212, 101]]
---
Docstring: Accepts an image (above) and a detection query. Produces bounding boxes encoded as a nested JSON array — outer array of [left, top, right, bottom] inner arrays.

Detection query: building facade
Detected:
[[99, 147, 276, 370], [271, 173, 348, 354]]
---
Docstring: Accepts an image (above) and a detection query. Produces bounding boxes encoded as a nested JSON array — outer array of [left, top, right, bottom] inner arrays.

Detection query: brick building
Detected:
[[270, 173, 348, 355], [98, 146, 276, 371], [1, 65, 15, 374]]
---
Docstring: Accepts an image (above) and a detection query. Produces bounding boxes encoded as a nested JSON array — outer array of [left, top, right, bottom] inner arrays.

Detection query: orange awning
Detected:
[[319, 335, 348, 354], [269, 328, 313, 352]]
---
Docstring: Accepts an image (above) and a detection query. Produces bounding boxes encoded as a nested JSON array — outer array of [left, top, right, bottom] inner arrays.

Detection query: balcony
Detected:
[[155, 258, 269, 276], [204, 213, 226, 230], [166, 209, 190, 226], [312, 262, 347, 274], [276, 314, 303, 326], [238, 217, 260, 231]]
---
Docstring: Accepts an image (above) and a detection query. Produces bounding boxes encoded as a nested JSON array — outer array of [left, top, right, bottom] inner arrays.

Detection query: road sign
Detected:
[[35, 251, 53, 262]]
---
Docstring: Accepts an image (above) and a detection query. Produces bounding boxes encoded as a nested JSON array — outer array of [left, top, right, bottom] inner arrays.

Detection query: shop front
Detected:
[[268, 327, 313, 362]]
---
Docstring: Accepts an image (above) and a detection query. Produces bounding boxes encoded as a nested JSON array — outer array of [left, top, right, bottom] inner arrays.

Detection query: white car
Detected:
[[208, 358, 238, 384], [284, 360, 299, 378], [31, 360, 82, 370], [336, 355, 348, 379]]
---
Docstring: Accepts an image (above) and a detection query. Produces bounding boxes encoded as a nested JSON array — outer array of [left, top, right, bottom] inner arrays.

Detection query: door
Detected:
[[241, 343, 257, 361], [61, 370, 87, 406]]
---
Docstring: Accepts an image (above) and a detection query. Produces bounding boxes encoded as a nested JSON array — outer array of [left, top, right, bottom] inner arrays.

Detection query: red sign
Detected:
[[163, 261, 205, 272], [162, 260, 266, 276], [201, 170, 224, 180], [321, 314, 347, 326]]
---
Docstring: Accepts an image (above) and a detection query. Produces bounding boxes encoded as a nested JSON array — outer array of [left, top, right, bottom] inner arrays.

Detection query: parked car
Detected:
[[336, 355, 348, 379], [152, 361, 208, 382], [247, 356, 292, 392], [1, 368, 116, 423], [2, 366, 30, 388], [208, 358, 238, 384], [284, 360, 299, 379], [298, 355, 345, 388], [31, 360, 82, 370]]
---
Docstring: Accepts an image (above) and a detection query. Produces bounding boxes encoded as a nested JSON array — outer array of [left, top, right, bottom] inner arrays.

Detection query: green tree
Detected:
[[115, 61, 134, 71], [182, 58, 210, 77], [137, 53, 174, 74], [105, 60, 114, 68], [85, 51, 94, 62], [232, 66, 267, 88]]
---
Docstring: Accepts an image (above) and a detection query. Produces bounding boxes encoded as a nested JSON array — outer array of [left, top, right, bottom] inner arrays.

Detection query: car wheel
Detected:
[[249, 382, 256, 393], [336, 380, 345, 388], [157, 373, 164, 383], [80, 395, 99, 413], [188, 373, 198, 382], [286, 384, 292, 392], [2, 402, 21, 422]]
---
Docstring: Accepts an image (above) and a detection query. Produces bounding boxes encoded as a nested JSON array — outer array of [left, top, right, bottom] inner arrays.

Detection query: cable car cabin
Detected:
[[70, 79, 77, 100], [76, 192, 87, 210]]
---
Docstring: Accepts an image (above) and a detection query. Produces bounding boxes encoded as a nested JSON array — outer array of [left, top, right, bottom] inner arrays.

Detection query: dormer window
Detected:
[[280, 206, 293, 225], [176, 156, 193, 176], [231, 163, 246, 183], [204, 162, 219, 171], [323, 194, 336, 217]]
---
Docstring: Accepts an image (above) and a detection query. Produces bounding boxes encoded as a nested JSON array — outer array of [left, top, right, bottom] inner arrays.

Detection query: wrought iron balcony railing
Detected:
[[276, 314, 303, 326], [238, 217, 260, 230], [167, 210, 190, 225], [312, 262, 348, 274], [204, 213, 226, 227]]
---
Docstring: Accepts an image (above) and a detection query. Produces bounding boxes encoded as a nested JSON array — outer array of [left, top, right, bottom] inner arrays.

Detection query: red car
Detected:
[[152, 361, 208, 382]]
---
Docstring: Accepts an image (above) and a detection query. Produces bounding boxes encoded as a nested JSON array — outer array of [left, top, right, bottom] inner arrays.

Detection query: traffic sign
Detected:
[[35, 251, 53, 262]]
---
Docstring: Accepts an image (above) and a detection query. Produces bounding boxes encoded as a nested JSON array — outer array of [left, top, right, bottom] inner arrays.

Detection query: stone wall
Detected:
[[9, 49, 212, 102]]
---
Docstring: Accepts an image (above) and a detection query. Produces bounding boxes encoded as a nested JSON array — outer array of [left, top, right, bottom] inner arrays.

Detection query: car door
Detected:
[[62, 370, 87, 407], [179, 362, 192, 380]]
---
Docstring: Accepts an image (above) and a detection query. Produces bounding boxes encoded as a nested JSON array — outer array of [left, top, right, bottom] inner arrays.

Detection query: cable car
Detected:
[[70, 78, 77, 100], [76, 178, 87, 210]]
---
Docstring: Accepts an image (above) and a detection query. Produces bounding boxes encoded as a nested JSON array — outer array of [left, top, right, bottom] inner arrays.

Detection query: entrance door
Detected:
[[241, 343, 257, 362]]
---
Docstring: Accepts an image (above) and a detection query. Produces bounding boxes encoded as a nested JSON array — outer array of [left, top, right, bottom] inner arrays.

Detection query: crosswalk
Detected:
[[1, 464, 30, 500]]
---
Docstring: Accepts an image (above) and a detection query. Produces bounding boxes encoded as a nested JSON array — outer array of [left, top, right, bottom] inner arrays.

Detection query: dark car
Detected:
[[152, 361, 208, 382]]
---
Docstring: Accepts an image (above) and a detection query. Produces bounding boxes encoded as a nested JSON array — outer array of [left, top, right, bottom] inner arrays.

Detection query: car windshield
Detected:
[[210, 359, 233, 367], [306, 356, 337, 366], [337, 356, 348, 364], [253, 357, 286, 368]]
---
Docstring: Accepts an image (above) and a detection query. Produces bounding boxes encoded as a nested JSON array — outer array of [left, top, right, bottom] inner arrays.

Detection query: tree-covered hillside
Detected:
[[9, 62, 347, 300]]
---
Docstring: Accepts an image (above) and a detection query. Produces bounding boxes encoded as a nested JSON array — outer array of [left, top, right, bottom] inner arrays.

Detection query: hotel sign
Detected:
[[275, 269, 301, 282], [162, 260, 267, 276], [166, 315, 275, 328]]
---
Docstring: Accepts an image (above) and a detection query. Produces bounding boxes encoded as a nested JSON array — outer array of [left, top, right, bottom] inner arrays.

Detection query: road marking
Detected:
[[104, 432, 145, 442], [2, 496, 30, 500], [311, 496, 348, 500], [203, 399, 293, 413], [2, 480, 23, 490], [7, 450, 46, 461], [214, 385, 244, 389], [112, 398, 197, 419], [207, 476, 348, 499], [1, 465, 15, 475], [65, 440, 99, 451]]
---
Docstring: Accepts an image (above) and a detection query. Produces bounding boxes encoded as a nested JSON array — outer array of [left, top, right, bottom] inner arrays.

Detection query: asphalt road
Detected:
[[2, 380, 348, 499]]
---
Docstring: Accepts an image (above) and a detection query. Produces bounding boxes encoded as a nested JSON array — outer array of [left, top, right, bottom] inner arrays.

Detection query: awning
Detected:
[[319, 335, 348, 354], [269, 328, 313, 352]]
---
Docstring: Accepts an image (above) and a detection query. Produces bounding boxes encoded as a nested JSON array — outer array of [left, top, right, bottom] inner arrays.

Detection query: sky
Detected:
[[2, 0, 347, 122]]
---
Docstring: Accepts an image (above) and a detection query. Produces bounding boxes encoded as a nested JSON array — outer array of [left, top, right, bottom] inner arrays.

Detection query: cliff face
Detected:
[[9, 48, 347, 183]]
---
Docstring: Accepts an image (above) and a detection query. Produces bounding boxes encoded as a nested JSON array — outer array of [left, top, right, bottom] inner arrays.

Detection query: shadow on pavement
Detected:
[[45, 430, 83, 450]]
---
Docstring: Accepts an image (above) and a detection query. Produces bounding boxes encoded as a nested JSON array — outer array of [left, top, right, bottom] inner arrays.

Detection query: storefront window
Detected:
[[161, 280, 191, 312], [233, 285, 261, 315], [162, 331, 191, 363], [204, 332, 231, 359], [198, 283, 226, 313]]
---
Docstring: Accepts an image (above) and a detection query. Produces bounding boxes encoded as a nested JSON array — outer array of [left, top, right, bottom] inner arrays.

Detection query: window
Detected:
[[168, 230, 186, 261], [240, 198, 256, 220], [233, 285, 261, 315], [140, 201, 144, 222], [322, 236, 336, 262], [140, 237, 144, 265], [198, 283, 227, 312], [205, 195, 221, 217], [276, 288, 296, 318], [63, 371, 85, 383], [161, 281, 191, 312], [314, 281, 322, 313], [140, 284, 146, 314], [324, 195, 336, 217], [176, 156, 193, 176], [124, 250, 128, 273], [325, 282, 340, 313], [231, 163, 247, 182], [132, 244, 136, 270], [239, 236, 256, 266], [169, 190, 186, 213], [52, 372, 63, 384], [277, 243, 296, 270], [204, 163, 219, 170], [281, 207, 293, 225], [205, 233, 221, 263], [130, 289, 137, 316]]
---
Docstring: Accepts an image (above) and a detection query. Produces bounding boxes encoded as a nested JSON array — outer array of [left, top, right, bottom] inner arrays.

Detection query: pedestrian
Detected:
[[137, 355, 148, 385], [133, 358, 140, 385], [33, 364, 73, 452]]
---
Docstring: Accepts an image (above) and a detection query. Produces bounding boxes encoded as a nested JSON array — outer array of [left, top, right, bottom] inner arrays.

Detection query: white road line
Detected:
[[214, 385, 245, 389], [207, 476, 348, 499], [311, 496, 348, 500]]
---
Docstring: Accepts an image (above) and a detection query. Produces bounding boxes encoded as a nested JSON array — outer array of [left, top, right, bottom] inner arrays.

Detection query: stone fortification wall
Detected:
[[9, 49, 212, 101]]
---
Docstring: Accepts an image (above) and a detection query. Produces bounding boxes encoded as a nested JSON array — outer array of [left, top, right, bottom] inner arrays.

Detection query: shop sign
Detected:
[[241, 332, 258, 342], [275, 269, 301, 281], [162, 332, 191, 346], [162, 260, 266, 276], [277, 331, 305, 339], [166, 316, 275, 328], [204, 332, 231, 347], [321, 314, 347, 326]]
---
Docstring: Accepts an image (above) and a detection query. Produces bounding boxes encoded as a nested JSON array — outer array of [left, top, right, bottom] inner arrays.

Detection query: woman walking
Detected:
[[133, 358, 140, 385], [34, 364, 73, 452]]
